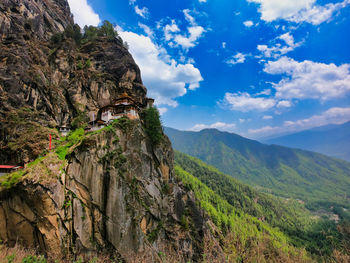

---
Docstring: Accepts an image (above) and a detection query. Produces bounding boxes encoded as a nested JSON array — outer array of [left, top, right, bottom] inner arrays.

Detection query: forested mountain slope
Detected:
[[165, 127, 350, 211], [174, 151, 350, 260]]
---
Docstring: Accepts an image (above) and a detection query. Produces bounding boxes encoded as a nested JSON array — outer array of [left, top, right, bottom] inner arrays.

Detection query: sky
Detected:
[[67, 0, 350, 139]]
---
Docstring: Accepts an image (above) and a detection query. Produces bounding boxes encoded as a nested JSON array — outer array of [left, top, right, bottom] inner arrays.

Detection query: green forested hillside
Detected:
[[175, 151, 350, 260], [175, 165, 312, 262], [165, 127, 350, 212]]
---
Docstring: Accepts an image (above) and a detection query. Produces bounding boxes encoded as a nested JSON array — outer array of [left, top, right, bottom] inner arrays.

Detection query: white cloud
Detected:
[[264, 57, 350, 101], [134, 5, 149, 18], [163, 10, 206, 50], [173, 26, 205, 49], [243, 20, 254, 27], [226, 52, 247, 65], [199, 0, 207, 2], [247, 0, 350, 25], [263, 115, 273, 120], [221, 92, 276, 112], [257, 32, 302, 58], [118, 30, 203, 107], [222, 42, 227, 49], [183, 9, 196, 25], [277, 100, 292, 108], [191, 122, 236, 132], [158, 107, 168, 115], [249, 107, 350, 137], [279, 32, 295, 46], [164, 20, 180, 41], [247, 0, 314, 22], [256, 89, 272, 96], [288, 0, 350, 25], [67, 0, 101, 27], [138, 23, 153, 37], [284, 107, 350, 128]]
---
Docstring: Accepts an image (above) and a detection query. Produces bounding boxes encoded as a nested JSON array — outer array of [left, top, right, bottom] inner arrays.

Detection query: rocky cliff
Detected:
[[0, 0, 146, 164], [0, 121, 222, 262], [0, 0, 223, 262]]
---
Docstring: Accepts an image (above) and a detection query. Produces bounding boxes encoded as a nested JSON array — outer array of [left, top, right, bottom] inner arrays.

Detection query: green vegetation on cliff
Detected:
[[141, 107, 163, 145]]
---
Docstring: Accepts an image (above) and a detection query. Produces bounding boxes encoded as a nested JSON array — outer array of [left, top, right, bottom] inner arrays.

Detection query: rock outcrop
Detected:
[[0, 0, 223, 262], [0, 122, 221, 262], [0, 0, 146, 164]]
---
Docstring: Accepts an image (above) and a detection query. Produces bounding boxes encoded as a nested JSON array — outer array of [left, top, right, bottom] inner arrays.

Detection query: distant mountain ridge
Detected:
[[264, 121, 350, 161], [164, 126, 350, 211]]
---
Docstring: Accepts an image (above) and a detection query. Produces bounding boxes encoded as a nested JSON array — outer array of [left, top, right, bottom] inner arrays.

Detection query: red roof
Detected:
[[0, 165, 16, 169]]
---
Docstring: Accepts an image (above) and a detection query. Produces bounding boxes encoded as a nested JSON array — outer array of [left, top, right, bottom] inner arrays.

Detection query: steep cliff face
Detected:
[[0, 0, 146, 164], [0, 1, 223, 261], [0, 122, 222, 262]]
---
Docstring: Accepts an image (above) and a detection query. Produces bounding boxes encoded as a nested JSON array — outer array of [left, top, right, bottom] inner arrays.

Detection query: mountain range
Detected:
[[264, 121, 350, 161], [164, 127, 350, 211]]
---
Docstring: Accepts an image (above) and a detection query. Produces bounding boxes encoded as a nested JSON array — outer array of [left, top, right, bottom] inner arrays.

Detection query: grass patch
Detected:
[[55, 128, 85, 160], [0, 170, 26, 189]]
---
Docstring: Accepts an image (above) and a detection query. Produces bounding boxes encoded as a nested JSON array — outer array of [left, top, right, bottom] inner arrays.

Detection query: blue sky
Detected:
[[68, 0, 350, 139]]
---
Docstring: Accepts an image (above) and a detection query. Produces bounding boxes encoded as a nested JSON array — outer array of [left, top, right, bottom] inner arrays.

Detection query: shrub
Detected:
[[76, 61, 83, 70], [50, 33, 64, 45], [64, 24, 82, 44], [22, 255, 47, 263], [71, 110, 89, 129], [85, 59, 92, 68]]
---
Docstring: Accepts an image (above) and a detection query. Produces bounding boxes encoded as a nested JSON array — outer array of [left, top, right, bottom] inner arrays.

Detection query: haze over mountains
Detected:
[[164, 127, 350, 211], [264, 121, 350, 161]]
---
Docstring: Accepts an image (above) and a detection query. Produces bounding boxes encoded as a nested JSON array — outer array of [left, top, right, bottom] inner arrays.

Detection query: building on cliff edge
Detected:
[[87, 92, 154, 131]]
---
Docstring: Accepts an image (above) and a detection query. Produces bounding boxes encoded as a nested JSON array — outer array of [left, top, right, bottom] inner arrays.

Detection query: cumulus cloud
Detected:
[[243, 20, 254, 27], [264, 57, 350, 100], [191, 122, 236, 132], [163, 10, 206, 50], [226, 52, 247, 65], [247, 0, 350, 25], [67, 0, 101, 27], [118, 30, 203, 108], [249, 107, 350, 137], [257, 32, 302, 58], [221, 92, 276, 112]]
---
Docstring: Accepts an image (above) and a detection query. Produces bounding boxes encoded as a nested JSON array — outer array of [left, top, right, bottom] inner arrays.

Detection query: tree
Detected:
[[142, 107, 163, 145], [98, 20, 117, 39]]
